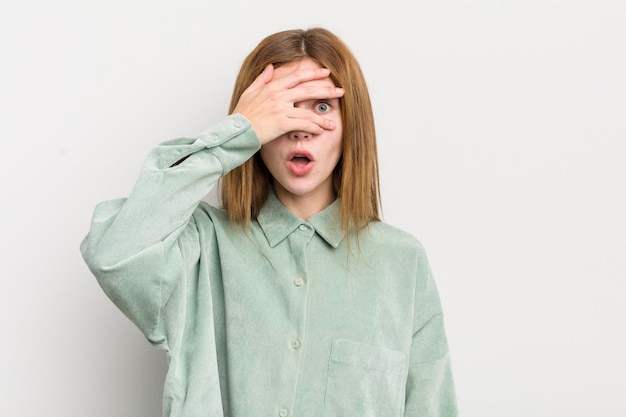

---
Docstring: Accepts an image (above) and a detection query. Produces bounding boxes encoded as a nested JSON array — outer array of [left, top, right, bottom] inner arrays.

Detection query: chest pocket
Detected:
[[322, 339, 408, 417]]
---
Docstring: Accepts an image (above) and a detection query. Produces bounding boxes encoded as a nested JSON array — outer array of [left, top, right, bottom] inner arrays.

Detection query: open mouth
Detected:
[[287, 150, 314, 175], [291, 154, 311, 166]]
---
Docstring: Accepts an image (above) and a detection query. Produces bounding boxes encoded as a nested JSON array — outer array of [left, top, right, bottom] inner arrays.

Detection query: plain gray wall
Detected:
[[1, 0, 625, 416]]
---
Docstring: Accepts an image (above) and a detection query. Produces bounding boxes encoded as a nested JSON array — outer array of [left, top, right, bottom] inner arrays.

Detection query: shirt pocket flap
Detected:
[[330, 339, 407, 373]]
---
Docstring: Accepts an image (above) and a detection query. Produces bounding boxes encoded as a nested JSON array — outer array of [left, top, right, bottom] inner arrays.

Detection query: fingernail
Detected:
[[336, 87, 344, 95]]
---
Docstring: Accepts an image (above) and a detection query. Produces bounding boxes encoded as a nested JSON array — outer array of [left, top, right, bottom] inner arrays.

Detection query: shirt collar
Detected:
[[257, 191, 344, 248]]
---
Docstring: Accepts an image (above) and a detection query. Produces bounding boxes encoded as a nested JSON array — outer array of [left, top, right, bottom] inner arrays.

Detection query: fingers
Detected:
[[245, 64, 275, 92], [259, 64, 274, 85], [286, 84, 345, 106], [252, 108, 337, 146], [232, 64, 343, 145], [247, 65, 332, 97], [280, 67, 331, 89], [272, 67, 342, 101], [286, 106, 338, 132]]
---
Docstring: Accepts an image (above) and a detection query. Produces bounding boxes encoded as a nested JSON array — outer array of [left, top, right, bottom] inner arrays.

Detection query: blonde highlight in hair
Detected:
[[221, 27, 381, 238]]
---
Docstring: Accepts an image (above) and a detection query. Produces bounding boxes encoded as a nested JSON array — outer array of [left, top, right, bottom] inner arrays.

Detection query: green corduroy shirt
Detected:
[[80, 114, 457, 417]]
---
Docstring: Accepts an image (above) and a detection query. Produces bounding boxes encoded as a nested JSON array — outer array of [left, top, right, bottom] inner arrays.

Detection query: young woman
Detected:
[[81, 27, 457, 417]]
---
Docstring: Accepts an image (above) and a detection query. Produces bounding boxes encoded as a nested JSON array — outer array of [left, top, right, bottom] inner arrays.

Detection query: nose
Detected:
[[288, 131, 311, 140]]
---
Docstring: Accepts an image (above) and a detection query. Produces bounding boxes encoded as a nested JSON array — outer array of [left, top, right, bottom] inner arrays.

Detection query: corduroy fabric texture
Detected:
[[81, 114, 457, 417]]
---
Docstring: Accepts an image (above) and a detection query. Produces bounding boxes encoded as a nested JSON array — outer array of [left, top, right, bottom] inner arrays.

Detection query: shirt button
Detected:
[[279, 408, 289, 417], [294, 278, 304, 287], [233, 120, 243, 128], [291, 339, 301, 349], [298, 224, 309, 231]]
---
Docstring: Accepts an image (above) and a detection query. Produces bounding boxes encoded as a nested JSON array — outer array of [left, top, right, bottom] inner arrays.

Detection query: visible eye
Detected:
[[315, 101, 331, 113]]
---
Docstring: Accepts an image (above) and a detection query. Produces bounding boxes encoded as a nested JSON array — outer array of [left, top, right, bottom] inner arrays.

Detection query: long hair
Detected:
[[221, 27, 381, 238]]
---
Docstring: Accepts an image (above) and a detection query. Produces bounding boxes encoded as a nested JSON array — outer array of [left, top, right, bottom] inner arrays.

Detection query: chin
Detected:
[[277, 181, 318, 197], [283, 187, 315, 197]]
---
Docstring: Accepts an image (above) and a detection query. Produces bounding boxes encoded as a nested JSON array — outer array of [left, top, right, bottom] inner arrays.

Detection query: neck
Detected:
[[273, 186, 335, 220]]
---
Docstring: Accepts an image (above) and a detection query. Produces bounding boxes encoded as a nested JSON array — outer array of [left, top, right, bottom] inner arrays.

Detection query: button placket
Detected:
[[278, 223, 312, 416]]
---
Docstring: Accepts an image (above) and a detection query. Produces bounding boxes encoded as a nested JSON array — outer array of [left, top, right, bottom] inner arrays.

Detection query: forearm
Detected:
[[79, 114, 260, 340], [82, 114, 259, 267]]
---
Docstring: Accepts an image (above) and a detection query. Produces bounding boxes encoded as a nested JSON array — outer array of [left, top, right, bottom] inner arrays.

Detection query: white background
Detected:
[[1, 0, 625, 416]]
